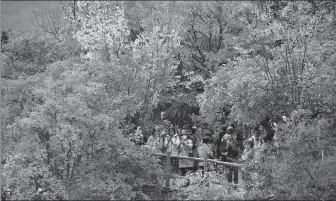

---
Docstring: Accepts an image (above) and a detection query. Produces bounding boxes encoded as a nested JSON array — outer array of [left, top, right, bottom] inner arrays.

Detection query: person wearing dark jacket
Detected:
[[226, 137, 240, 185], [214, 126, 226, 158], [232, 132, 244, 154]]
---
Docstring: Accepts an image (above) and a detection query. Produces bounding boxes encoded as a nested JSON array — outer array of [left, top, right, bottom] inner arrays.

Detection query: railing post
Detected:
[[203, 155, 207, 178], [166, 152, 171, 188]]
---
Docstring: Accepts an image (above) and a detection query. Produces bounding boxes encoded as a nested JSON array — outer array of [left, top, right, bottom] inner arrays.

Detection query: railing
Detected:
[[153, 152, 244, 188]]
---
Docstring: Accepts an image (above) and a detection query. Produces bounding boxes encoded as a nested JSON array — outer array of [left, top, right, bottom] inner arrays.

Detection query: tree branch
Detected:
[[29, 7, 61, 37]]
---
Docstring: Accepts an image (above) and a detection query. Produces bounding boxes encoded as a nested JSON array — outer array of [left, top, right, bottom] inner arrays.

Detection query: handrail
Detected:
[[153, 152, 243, 167]]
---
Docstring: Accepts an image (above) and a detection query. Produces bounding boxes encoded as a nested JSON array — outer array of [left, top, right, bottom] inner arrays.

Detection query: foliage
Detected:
[[1, 30, 82, 78], [2, 1, 178, 199], [199, 1, 336, 125], [2, 1, 336, 200], [2, 57, 165, 200], [1, 30, 9, 45], [258, 110, 336, 200], [172, 169, 245, 200]]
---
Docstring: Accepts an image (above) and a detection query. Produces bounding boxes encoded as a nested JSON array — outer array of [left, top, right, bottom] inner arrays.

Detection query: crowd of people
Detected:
[[145, 119, 279, 186]]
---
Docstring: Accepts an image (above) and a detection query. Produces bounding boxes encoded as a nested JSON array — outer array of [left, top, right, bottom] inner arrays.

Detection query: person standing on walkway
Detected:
[[197, 137, 214, 176], [226, 136, 240, 185], [213, 126, 225, 159], [240, 140, 255, 185], [220, 125, 234, 161], [249, 127, 263, 149], [164, 126, 181, 173], [178, 135, 194, 176]]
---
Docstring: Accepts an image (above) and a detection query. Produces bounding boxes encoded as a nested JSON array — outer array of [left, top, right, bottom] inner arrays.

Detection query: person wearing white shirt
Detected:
[[178, 135, 194, 176], [248, 129, 263, 149], [272, 122, 280, 148], [240, 140, 255, 182], [163, 126, 181, 173]]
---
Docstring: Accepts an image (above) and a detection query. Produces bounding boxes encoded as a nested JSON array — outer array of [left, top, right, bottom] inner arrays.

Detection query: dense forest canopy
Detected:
[[1, 1, 336, 200]]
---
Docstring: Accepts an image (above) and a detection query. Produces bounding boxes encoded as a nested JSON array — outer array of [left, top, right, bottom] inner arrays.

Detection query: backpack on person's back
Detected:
[[219, 134, 231, 161]]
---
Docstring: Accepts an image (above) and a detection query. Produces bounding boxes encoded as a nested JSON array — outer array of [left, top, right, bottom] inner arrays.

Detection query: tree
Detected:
[[196, 2, 336, 199], [1, 30, 82, 78], [199, 1, 336, 125], [1, 30, 9, 45], [2, 58, 166, 200], [260, 109, 336, 200], [3, 1, 336, 200], [59, 0, 78, 25], [29, 4, 63, 37], [66, 1, 181, 136], [2, 1, 181, 199]]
